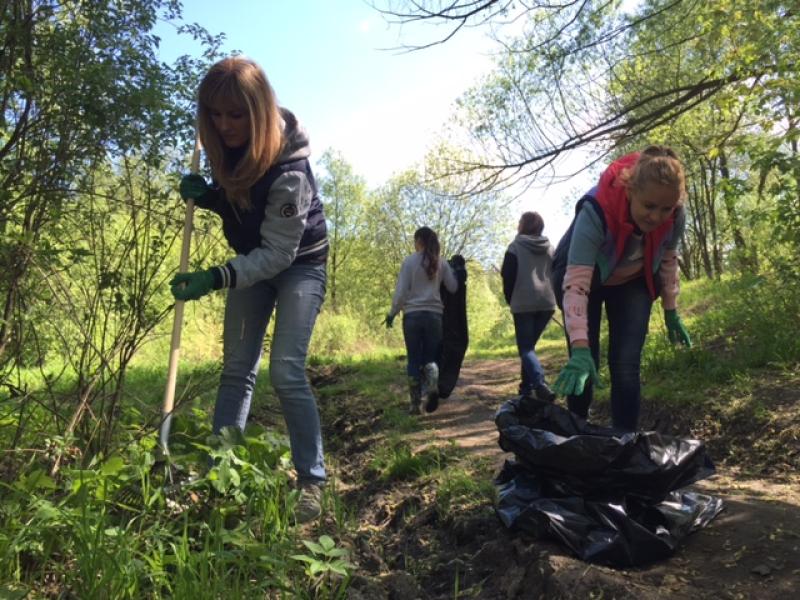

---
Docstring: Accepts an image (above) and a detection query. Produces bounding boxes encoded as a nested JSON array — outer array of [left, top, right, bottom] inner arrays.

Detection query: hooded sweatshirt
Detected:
[[194, 107, 328, 290], [389, 252, 458, 317], [501, 235, 556, 313]]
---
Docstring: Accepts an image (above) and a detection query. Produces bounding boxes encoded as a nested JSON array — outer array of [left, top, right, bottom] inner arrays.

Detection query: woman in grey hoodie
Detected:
[[386, 227, 458, 414], [500, 212, 557, 401]]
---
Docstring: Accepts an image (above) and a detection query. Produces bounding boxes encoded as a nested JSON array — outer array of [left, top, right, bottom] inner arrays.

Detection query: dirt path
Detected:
[[408, 359, 519, 464], [379, 358, 800, 599]]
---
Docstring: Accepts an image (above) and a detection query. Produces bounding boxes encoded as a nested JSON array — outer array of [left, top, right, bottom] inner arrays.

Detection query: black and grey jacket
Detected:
[[195, 107, 328, 289], [500, 234, 556, 313]]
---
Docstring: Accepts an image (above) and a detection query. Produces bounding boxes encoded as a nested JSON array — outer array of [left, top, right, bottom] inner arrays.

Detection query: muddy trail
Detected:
[[311, 357, 800, 600]]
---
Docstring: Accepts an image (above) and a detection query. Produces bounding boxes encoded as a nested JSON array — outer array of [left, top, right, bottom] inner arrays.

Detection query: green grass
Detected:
[[3, 269, 799, 597], [435, 463, 498, 514], [640, 274, 800, 404], [369, 437, 462, 483]]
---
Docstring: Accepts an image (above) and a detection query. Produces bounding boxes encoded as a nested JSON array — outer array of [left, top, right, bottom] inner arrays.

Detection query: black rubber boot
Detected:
[[408, 377, 422, 415]]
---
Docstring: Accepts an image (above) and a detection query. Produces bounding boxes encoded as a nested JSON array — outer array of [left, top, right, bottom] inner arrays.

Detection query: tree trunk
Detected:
[[718, 150, 754, 272]]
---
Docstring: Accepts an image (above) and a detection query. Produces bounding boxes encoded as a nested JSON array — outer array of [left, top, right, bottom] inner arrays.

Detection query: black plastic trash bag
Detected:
[[495, 461, 724, 567], [494, 396, 724, 567], [438, 255, 468, 399], [495, 396, 715, 502]]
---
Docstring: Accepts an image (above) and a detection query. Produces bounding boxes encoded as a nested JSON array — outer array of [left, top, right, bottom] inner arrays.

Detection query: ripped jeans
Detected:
[[212, 262, 327, 484]]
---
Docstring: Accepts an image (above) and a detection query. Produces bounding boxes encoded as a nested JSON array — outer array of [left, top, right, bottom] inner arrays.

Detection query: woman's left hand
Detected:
[[664, 309, 692, 347], [170, 269, 215, 301]]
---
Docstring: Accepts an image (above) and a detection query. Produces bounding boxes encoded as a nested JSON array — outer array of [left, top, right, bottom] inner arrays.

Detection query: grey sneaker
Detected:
[[422, 362, 440, 413], [295, 482, 323, 523]]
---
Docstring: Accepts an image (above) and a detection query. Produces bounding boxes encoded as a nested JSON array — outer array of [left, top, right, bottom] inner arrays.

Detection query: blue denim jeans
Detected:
[[402, 310, 443, 382], [212, 262, 327, 484], [513, 311, 554, 395], [565, 276, 653, 431]]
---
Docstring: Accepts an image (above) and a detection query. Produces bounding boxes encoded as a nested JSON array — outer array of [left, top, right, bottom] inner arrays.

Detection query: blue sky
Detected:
[[154, 0, 588, 239]]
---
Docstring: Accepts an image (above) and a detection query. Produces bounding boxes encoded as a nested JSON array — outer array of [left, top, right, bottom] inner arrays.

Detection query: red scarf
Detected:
[[595, 152, 675, 298]]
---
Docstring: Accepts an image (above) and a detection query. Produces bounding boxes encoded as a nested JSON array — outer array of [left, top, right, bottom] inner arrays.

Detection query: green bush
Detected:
[[0, 424, 354, 598], [311, 308, 399, 358]]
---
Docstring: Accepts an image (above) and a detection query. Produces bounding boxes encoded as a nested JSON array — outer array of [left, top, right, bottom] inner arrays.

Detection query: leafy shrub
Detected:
[[0, 424, 354, 598]]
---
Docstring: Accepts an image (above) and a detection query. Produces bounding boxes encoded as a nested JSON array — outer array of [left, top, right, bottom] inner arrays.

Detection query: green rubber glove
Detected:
[[664, 309, 692, 347], [179, 174, 210, 200], [553, 347, 600, 397], [170, 269, 215, 301], [384, 313, 395, 329]]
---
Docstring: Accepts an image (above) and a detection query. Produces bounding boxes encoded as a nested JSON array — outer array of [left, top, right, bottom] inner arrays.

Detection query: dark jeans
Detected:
[[565, 276, 653, 431], [513, 311, 554, 395], [402, 310, 443, 382]]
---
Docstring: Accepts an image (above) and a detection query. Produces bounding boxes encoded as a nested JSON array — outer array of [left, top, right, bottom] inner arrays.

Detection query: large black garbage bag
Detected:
[[438, 255, 468, 399], [494, 396, 724, 567], [495, 396, 715, 503]]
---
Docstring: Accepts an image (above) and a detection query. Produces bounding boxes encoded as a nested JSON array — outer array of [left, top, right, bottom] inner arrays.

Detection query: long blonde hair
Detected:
[[621, 145, 686, 204], [197, 56, 283, 209]]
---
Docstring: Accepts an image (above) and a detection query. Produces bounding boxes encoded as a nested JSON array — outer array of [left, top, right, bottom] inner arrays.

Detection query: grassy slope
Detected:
[[299, 274, 799, 598], [2, 274, 798, 597]]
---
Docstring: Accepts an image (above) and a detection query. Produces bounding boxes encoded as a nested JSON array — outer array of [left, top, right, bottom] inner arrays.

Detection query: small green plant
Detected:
[[381, 405, 421, 433], [322, 472, 357, 534], [291, 534, 354, 599]]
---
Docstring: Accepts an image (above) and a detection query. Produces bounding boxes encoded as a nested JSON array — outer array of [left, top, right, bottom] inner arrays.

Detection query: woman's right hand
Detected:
[[179, 174, 210, 200], [553, 346, 600, 397]]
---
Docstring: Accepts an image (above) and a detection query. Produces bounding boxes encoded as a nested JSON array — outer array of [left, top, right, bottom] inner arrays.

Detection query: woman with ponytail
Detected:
[[386, 227, 458, 414]]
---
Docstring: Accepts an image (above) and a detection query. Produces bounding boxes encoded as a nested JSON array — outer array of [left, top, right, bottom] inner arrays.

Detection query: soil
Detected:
[[310, 358, 800, 600]]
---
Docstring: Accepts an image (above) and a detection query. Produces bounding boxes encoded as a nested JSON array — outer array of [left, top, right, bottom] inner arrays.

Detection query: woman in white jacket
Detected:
[[386, 227, 458, 414]]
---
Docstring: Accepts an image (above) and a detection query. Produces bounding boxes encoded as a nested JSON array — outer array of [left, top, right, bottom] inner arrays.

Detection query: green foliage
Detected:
[[291, 535, 353, 599], [311, 307, 394, 358], [368, 146, 512, 266], [0, 0, 228, 463], [381, 405, 422, 434], [642, 275, 800, 394], [317, 149, 370, 311], [435, 466, 497, 514], [0, 422, 356, 598], [370, 438, 461, 482], [464, 265, 510, 349]]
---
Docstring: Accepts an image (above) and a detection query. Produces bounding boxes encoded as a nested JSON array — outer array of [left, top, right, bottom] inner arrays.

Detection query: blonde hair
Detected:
[[197, 56, 283, 209], [622, 145, 686, 204]]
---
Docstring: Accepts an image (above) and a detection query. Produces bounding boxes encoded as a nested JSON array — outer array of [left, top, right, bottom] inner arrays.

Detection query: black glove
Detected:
[[179, 174, 210, 200]]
